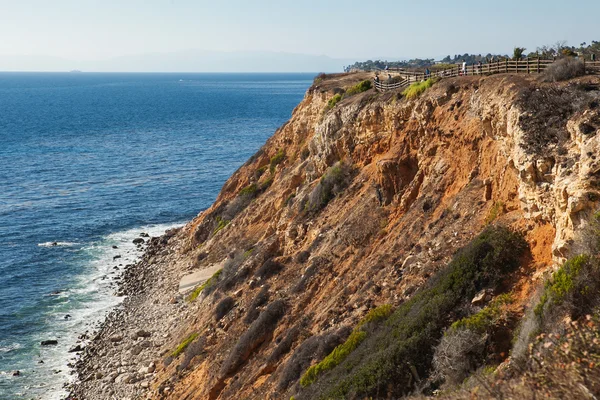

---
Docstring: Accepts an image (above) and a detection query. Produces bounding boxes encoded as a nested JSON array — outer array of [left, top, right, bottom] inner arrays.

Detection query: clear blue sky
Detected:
[[1, 0, 598, 61]]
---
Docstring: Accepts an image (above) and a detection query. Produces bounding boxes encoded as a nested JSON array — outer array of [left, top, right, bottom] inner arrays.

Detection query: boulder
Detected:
[[130, 345, 143, 356], [471, 289, 493, 306], [132, 238, 145, 245], [109, 335, 123, 343], [68, 344, 84, 353], [115, 373, 132, 384], [136, 329, 151, 338], [41, 340, 58, 346]]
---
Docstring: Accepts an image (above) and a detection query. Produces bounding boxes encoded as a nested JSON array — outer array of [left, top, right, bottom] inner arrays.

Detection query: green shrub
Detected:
[[300, 304, 393, 387], [270, 149, 285, 173], [260, 176, 274, 190], [301, 330, 367, 387], [327, 93, 343, 110], [345, 80, 372, 96], [305, 162, 352, 213], [535, 254, 591, 316], [187, 269, 223, 302], [450, 293, 512, 333], [300, 226, 527, 399], [277, 327, 349, 391], [254, 165, 268, 180], [213, 216, 230, 235], [238, 183, 258, 197], [357, 304, 394, 328], [402, 78, 437, 99], [485, 201, 505, 225], [172, 332, 199, 358]]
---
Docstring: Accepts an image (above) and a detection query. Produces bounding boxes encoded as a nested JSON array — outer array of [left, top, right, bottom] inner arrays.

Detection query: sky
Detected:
[[1, 0, 599, 70]]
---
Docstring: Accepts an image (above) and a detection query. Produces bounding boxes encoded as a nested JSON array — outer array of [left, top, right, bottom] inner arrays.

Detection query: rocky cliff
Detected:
[[70, 72, 600, 400]]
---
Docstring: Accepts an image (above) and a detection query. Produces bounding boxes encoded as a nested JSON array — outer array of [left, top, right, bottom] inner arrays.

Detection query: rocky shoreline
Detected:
[[67, 227, 188, 400]]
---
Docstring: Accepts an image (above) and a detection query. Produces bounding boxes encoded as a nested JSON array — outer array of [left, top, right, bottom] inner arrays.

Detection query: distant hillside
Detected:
[[0, 50, 354, 73]]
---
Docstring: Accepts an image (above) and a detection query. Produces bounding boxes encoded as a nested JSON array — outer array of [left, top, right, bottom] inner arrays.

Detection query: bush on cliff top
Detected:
[[298, 226, 527, 399], [402, 78, 438, 100], [345, 80, 372, 96], [540, 57, 585, 82]]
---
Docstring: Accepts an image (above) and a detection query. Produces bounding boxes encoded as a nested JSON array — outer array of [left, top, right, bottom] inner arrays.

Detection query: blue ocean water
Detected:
[[0, 72, 312, 399]]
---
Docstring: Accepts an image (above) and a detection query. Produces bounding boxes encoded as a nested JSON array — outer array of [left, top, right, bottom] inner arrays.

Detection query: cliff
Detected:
[[70, 72, 600, 400]]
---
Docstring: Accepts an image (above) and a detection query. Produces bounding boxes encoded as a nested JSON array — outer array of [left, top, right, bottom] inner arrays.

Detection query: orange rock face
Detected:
[[97, 73, 600, 400]]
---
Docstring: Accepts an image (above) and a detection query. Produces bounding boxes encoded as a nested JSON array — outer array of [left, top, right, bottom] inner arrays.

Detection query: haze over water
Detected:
[[0, 72, 312, 399]]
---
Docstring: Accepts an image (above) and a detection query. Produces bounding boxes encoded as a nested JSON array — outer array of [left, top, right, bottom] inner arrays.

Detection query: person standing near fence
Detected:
[[462, 60, 467, 76]]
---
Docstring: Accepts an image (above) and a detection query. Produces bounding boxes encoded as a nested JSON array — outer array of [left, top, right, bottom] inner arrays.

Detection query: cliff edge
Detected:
[[70, 71, 600, 400]]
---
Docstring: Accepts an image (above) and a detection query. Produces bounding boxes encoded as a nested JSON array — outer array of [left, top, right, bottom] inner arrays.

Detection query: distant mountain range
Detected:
[[0, 50, 359, 73]]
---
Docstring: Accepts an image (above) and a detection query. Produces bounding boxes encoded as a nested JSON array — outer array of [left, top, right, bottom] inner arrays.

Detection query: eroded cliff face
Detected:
[[73, 72, 600, 400]]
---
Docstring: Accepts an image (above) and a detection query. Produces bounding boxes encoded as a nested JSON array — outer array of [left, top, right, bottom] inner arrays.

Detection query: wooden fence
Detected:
[[374, 59, 600, 92]]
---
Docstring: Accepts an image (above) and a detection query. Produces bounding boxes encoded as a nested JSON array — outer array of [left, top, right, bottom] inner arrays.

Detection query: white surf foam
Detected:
[[37, 242, 79, 248], [27, 222, 183, 400]]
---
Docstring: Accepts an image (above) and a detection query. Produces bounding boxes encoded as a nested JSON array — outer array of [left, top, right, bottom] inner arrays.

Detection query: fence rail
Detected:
[[374, 59, 600, 92]]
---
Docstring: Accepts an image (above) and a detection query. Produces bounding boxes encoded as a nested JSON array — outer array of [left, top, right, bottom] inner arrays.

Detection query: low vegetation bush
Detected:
[[433, 294, 513, 385], [212, 216, 230, 236], [485, 201, 505, 225], [463, 315, 600, 399], [535, 254, 600, 323], [433, 328, 488, 386], [578, 210, 600, 255], [292, 257, 329, 293], [450, 293, 512, 333], [540, 57, 586, 82], [218, 250, 249, 291], [187, 269, 223, 302], [238, 183, 258, 197], [254, 165, 268, 180], [345, 80, 372, 96], [402, 78, 438, 100], [305, 162, 352, 214], [300, 147, 310, 161], [300, 305, 393, 387], [221, 299, 286, 377], [268, 321, 305, 364], [325, 80, 372, 111], [516, 85, 584, 157], [254, 258, 284, 280], [326, 93, 342, 110], [277, 327, 350, 391], [215, 296, 235, 321], [172, 332, 199, 358], [244, 285, 270, 324], [270, 149, 286, 173], [313, 73, 329, 85], [299, 226, 527, 399], [179, 335, 206, 370]]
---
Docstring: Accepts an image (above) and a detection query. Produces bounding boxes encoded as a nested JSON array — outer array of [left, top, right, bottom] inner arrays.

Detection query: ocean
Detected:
[[0, 72, 313, 399]]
